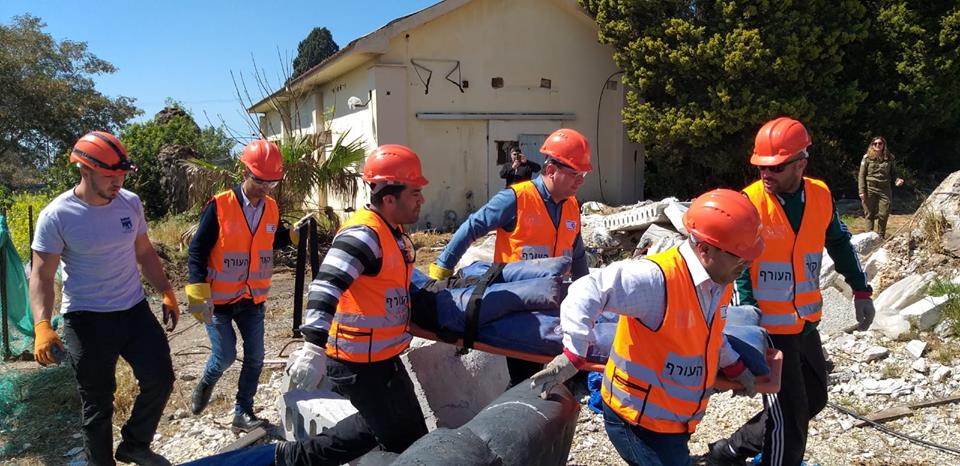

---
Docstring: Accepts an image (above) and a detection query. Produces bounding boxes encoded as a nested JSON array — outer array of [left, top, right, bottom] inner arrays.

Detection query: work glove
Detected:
[[428, 263, 454, 281], [288, 212, 320, 246], [285, 342, 327, 391], [185, 283, 214, 325], [721, 359, 757, 397], [853, 290, 875, 331], [161, 288, 180, 332], [34, 320, 65, 366], [530, 349, 585, 399]]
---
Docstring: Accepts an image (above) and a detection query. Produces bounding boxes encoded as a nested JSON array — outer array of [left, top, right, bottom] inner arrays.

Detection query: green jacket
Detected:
[[859, 154, 896, 195], [734, 184, 870, 330]]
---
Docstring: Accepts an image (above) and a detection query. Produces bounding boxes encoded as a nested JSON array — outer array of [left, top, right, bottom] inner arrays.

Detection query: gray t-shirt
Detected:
[[32, 188, 148, 313]]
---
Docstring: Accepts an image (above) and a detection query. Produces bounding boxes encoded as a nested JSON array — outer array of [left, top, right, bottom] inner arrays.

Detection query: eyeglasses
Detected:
[[551, 161, 588, 179], [249, 174, 281, 188], [757, 157, 804, 174], [871, 141, 884, 147]]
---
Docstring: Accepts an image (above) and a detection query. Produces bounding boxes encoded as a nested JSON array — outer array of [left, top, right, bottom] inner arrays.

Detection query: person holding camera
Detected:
[[499, 145, 541, 187]]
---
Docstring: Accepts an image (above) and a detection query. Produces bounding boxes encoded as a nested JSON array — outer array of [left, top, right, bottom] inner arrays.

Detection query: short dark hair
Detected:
[[370, 183, 406, 207]]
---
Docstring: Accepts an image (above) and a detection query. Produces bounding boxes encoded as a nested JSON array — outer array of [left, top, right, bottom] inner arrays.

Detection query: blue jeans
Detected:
[[201, 299, 265, 415], [602, 403, 691, 466]]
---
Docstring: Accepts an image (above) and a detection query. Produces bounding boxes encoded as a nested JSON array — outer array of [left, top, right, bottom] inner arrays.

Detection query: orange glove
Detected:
[[162, 289, 180, 332], [34, 320, 65, 366]]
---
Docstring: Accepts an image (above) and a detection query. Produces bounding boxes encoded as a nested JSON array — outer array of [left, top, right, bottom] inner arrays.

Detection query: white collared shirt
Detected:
[[239, 186, 264, 232], [561, 240, 739, 368]]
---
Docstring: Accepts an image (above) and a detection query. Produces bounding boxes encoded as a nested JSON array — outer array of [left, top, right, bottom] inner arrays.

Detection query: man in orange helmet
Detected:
[[276, 144, 429, 465], [30, 131, 178, 465], [428, 127, 593, 386], [531, 189, 765, 465], [186, 139, 298, 432], [708, 117, 876, 466]]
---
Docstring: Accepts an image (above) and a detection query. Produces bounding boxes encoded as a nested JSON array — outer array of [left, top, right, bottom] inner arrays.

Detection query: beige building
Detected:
[[248, 0, 644, 230]]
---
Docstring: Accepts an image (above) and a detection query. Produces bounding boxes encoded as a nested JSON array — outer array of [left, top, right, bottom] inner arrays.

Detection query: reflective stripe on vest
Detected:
[[601, 247, 729, 434], [207, 190, 278, 305], [493, 180, 580, 263], [326, 208, 413, 363], [744, 178, 832, 334]]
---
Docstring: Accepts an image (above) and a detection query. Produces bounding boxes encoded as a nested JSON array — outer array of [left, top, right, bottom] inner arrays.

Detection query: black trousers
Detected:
[[280, 356, 428, 466], [725, 330, 828, 466], [506, 357, 544, 387], [62, 300, 175, 466]]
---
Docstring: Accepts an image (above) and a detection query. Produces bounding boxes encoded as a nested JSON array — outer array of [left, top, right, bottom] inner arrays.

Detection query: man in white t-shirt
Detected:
[[30, 131, 179, 466]]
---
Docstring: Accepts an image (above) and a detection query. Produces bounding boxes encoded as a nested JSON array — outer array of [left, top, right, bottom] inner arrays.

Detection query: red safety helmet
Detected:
[[362, 144, 428, 187], [683, 189, 764, 261], [541, 128, 592, 172], [241, 139, 283, 180], [69, 131, 137, 176], [751, 117, 811, 166]]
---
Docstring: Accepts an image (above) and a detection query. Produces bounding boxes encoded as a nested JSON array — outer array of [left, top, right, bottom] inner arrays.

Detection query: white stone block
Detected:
[[863, 248, 890, 286], [276, 385, 358, 442], [401, 337, 510, 430], [905, 340, 927, 359], [662, 199, 689, 236], [603, 199, 672, 232], [912, 358, 929, 374], [863, 346, 890, 362], [873, 272, 937, 339], [899, 295, 948, 331], [850, 232, 882, 257], [932, 366, 953, 383], [819, 288, 857, 336], [635, 224, 685, 257]]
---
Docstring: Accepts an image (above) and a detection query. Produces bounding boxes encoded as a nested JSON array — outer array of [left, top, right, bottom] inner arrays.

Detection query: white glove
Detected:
[[731, 370, 757, 397], [286, 342, 327, 391], [529, 351, 582, 399]]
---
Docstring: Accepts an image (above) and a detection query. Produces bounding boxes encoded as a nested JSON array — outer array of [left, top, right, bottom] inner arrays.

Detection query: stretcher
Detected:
[[409, 324, 783, 393]]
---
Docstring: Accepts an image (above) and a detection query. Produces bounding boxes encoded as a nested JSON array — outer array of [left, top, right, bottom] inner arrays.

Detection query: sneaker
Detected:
[[191, 381, 214, 415], [706, 439, 747, 466], [231, 411, 266, 433], [115, 442, 171, 466]]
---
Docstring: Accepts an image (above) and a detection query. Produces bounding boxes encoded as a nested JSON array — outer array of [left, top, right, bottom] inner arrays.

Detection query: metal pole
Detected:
[[28, 205, 34, 248], [291, 220, 309, 338], [1, 213, 11, 360]]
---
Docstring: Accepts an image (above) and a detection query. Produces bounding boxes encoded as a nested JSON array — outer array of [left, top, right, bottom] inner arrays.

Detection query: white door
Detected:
[[486, 120, 561, 199]]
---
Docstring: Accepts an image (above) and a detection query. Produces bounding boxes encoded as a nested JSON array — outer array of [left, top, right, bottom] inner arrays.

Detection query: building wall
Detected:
[[257, 0, 645, 227], [377, 0, 639, 225]]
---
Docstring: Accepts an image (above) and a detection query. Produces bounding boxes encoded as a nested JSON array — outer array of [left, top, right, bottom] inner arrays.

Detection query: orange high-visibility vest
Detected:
[[326, 208, 413, 363], [207, 189, 278, 305], [743, 177, 833, 335], [602, 247, 730, 434], [493, 180, 580, 263]]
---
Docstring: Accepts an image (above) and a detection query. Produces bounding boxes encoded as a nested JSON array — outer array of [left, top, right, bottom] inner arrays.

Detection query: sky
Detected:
[[2, 0, 438, 145]]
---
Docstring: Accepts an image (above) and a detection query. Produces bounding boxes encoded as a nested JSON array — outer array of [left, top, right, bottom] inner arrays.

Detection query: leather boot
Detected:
[[115, 442, 172, 466], [191, 381, 214, 415], [232, 411, 266, 433]]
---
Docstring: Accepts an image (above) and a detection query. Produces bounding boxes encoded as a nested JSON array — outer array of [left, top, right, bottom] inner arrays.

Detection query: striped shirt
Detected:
[[301, 221, 410, 347]]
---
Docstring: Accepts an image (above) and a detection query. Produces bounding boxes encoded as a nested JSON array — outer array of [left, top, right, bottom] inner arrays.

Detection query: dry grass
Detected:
[[0, 363, 81, 464], [409, 230, 450, 249], [149, 213, 199, 259], [918, 208, 949, 253]]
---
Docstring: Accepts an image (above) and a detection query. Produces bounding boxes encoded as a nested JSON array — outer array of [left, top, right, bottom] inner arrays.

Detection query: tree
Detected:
[[0, 14, 140, 186], [119, 104, 235, 218], [582, 1, 960, 198], [291, 27, 339, 80]]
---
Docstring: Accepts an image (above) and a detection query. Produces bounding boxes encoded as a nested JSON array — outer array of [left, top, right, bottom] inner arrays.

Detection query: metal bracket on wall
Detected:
[[410, 58, 464, 95]]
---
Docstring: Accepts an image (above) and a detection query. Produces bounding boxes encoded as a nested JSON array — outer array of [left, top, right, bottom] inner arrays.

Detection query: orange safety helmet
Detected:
[[362, 144, 429, 187], [241, 139, 283, 180], [541, 128, 592, 172], [682, 189, 763, 260], [751, 117, 811, 166], [69, 131, 137, 176]]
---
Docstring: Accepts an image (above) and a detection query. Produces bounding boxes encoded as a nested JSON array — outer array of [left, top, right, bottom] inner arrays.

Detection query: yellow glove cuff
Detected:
[[185, 283, 212, 305], [428, 263, 454, 280], [289, 228, 300, 246], [34, 319, 54, 332]]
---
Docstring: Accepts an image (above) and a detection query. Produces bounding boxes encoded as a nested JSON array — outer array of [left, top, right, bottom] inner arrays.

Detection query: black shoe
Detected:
[[706, 439, 746, 466], [232, 411, 266, 433], [115, 442, 171, 466], [191, 381, 214, 415]]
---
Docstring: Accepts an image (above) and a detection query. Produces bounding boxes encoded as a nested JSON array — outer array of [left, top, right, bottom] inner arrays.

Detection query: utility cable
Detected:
[[827, 401, 960, 456], [594, 70, 624, 204]]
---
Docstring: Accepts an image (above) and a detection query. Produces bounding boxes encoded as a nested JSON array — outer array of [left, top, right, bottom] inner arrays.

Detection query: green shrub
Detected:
[[3, 190, 55, 262], [925, 278, 960, 336]]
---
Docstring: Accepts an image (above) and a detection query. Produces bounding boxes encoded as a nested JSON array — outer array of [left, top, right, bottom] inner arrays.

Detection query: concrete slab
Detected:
[[401, 337, 510, 430], [603, 199, 671, 232], [276, 385, 358, 441], [899, 295, 948, 331]]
